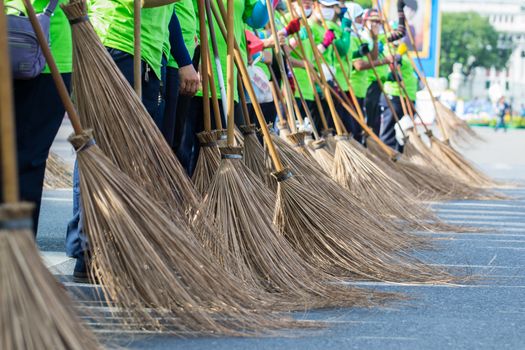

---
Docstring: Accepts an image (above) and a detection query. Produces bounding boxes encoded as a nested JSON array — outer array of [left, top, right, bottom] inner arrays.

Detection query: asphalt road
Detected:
[[38, 126, 525, 349]]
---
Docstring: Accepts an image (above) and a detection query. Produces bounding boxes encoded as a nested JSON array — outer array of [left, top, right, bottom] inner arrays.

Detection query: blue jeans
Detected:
[[0, 73, 71, 233], [66, 48, 161, 260]]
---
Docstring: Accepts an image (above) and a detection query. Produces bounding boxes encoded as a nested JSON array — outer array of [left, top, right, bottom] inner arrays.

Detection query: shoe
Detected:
[[72, 257, 98, 284]]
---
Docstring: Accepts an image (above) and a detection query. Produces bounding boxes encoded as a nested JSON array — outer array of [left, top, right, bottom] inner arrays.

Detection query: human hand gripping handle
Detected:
[[283, 18, 301, 37], [317, 29, 335, 53]]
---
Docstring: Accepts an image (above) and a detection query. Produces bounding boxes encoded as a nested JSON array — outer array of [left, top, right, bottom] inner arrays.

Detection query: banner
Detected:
[[380, 0, 441, 77]]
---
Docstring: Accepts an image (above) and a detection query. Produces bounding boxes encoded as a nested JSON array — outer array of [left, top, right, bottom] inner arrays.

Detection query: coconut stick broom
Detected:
[[195, 0, 390, 310], [211, 0, 456, 283], [44, 151, 73, 189], [61, 0, 203, 220], [29, 1, 294, 334], [0, 5, 100, 348], [191, 0, 221, 195]]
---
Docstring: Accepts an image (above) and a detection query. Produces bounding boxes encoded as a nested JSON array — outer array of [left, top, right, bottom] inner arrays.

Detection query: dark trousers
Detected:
[[379, 94, 403, 152], [107, 48, 162, 127], [365, 81, 382, 136], [161, 66, 180, 148], [246, 101, 277, 127], [1, 73, 72, 233], [175, 96, 239, 177], [335, 93, 364, 142], [349, 96, 365, 143]]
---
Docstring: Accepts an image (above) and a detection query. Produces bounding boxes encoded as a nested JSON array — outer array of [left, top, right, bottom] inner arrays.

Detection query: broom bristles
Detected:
[[436, 101, 484, 145], [332, 136, 443, 231], [191, 131, 221, 195], [274, 172, 457, 283], [0, 203, 100, 350], [69, 132, 291, 335], [240, 124, 275, 189], [309, 139, 334, 175], [44, 151, 73, 189], [195, 148, 395, 310], [271, 132, 431, 249]]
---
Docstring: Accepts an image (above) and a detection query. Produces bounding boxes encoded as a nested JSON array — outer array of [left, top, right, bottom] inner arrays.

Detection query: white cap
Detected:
[[319, 0, 339, 6], [345, 2, 364, 20]]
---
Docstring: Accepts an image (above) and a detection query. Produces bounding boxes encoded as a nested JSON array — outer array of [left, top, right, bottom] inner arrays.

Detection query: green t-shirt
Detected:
[[88, 0, 174, 79], [167, 0, 197, 68], [366, 33, 388, 86], [6, 0, 72, 73], [384, 55, 418, 101], [350, 35, 367, 98], [194, 0, 257, 102], [290, 26, 315, 101], [325, 20, 348, 92]]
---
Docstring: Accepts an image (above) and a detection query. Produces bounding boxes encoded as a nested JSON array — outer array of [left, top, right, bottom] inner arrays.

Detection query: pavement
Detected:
[[38, 126, 525, 349]]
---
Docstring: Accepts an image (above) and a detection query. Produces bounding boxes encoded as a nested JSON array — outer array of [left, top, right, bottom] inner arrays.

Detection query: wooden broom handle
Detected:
[[225, 0, 235, 146], [293, 0, 345, 136], [197, 0, 211, 131], [210, 0, 285, 171], [280, 13, 330, 132], [0, 3, 20, 203], [265, 0, 298, 133], [237, 75, 251, 125], [133, 0, 142, 97], [22, 0, 83, 136], [206, 47, 224, 130]]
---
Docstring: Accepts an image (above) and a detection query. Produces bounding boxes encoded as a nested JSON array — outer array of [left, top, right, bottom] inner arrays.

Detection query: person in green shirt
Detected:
[[379, 42, 419, 152], [88, 0, 178, 126], [176, 0, 270, 176], [5, 0, 72, 232]]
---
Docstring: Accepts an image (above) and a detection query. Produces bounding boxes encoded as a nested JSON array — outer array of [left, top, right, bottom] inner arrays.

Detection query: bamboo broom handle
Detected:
[[350, 21, 405, 137], [133, 0, 142, 97], [269, 74, 286, 127], [22, 0, 83, 136], [210, 0, 284, 171], [0, 3, 20, 203], [292, 0, 345, 136], [206, 48, 224, 129], [403, 17, 448, 141], [268, 66, 293, 129], [317, 13, 358, 109], [237, 75, 251, 125], [282, 26, 329, 131], [225, 0, 235, 146], [376, 3, 431, 139], [204, 0, 228, 117], [282, 50, 321, 140], [265, 0, 298, 133], [197, 0, 212, 132]]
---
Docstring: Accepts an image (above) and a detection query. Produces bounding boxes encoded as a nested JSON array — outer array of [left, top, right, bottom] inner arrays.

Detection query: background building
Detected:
[[441, 0, 525, 109]]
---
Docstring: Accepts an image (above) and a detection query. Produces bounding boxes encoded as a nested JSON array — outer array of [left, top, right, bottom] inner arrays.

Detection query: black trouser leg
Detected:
[[8, 73, 71, 233], [379, 94, 403, 152], [365, 81, 382, 136]]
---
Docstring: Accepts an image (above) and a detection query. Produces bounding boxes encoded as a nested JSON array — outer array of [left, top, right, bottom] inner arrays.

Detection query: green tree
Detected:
[[440, 12, 512, 77]]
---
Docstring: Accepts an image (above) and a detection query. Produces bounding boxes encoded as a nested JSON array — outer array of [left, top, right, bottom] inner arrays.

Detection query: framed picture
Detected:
[[381, 0, 433, 59]]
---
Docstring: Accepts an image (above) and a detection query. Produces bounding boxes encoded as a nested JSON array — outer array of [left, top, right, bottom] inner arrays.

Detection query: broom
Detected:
[[44, 151, 73, 189], [211, 0, 456, 283], [191, 0, 221, 195], [0, 6, 100, 347], [31, 0, 294, 334], [62, 0, 203, 220], [195, 0, 390, 310]]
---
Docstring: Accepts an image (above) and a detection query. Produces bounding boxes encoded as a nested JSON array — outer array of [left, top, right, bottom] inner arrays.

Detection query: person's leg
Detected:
[[161, 66, 180, 148], [176, 96, 204, 175], [260, 102, 277, 126], [107, 48, 161, 124], [12, 73, 71, 233], [379, 94, 402, 151], [365, 81, 382, 136]]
